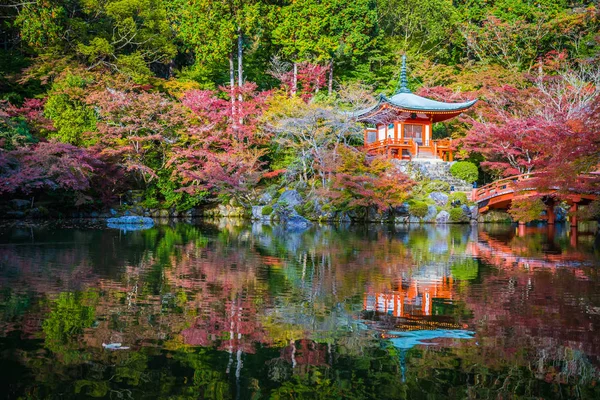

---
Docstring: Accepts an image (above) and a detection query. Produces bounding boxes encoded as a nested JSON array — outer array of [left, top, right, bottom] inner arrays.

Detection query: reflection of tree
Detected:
[[42, 291, 98, 363], [1, 222, 600, 397]]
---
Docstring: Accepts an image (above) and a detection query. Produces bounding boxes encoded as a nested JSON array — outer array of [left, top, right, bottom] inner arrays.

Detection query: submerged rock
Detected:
[[285, 215, 312, 231], [107, 216, 154, 231]]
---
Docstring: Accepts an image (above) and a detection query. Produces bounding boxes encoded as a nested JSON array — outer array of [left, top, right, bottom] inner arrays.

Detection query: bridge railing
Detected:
[[471, 173, 537, 202]]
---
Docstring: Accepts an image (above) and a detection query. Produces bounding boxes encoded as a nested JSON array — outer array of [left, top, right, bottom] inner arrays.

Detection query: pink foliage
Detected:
[[86, 88, 186, 183], [274, 62, 328, 101], [5, 98, 54, 133], [0, 141, 100, 198], [172, 83, 272, 203]]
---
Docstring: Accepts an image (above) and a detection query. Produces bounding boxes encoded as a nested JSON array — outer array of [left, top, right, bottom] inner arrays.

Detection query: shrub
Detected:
[[409, 201, 429, 218], [261, 205, 273, 216], [424, 180, 450, 193], [508, 197, 545, 223], [449, 192, 468, 205], [449, 207, 469, 222], [450, 161, 478, 183]]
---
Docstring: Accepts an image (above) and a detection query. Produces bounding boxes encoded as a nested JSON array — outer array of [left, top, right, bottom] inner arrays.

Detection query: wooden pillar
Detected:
[[517, 222, 526, 237], [448, 151, 454, 162], [570, 227, 578, 248], [394, 122, 398, 142], [546, 204, 555, 225], [569, 203, 579, 228]]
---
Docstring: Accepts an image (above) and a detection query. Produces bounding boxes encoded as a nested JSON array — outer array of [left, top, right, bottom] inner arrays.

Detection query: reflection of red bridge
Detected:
[[471, 173, 598, 225], [468, 229, 596, 275]]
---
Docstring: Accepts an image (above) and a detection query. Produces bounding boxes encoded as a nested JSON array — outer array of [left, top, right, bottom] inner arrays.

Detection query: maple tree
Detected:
[[86, 87, 187, 186], [0, 141, 102, 205], [325, 146, 414, 214], [170, 83, 271, 206]]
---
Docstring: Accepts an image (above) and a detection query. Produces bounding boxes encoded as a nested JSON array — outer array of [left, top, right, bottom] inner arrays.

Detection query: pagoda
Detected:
[[355, 56, 477, 161]]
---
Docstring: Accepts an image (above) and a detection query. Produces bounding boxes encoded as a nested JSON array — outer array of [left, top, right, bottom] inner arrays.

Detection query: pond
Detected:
[[0, 221, 599, 399]]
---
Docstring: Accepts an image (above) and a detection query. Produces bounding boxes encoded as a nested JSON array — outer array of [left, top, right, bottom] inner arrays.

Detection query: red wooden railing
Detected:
[[470, 173, 536, 203]]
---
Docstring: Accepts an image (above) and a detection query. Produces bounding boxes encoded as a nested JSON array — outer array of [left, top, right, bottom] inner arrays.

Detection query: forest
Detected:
[[0, 0, 599, 218]]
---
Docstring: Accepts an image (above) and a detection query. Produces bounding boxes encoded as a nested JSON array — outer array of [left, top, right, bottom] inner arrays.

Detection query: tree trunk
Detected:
[[237, 27, 243, 126], [328, 59, 334, 96], [237, 27, 243, 91], [292, 62, 298, 96], [230, 51, 236, 131]]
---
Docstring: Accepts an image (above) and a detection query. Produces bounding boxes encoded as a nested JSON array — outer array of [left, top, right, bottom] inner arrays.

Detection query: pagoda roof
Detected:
[[353, 55, 477, 124]]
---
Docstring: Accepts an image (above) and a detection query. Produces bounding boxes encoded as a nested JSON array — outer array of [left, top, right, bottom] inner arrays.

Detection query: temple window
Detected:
[[404, 124, 423, 143]]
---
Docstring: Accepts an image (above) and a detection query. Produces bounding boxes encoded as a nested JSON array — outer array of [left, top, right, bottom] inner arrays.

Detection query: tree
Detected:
[[86, 86, 187, 186], [170, 83, 271, 206], [0, 140, 101, 205], [325, 146, 414, 214], [14, 0, 177, 80]]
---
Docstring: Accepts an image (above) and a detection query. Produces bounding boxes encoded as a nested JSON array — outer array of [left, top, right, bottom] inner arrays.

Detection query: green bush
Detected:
[[449, 192, 468, 205], [450, 161, 479, 183], [409, 201, 429, 218], [261, 205, 273, 216], [449, 207, 469, 222], [424, 180, 450, 193]]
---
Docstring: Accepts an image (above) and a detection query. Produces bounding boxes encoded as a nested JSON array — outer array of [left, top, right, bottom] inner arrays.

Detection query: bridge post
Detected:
[[569, 203, 579, 228], [546, 202, 555, 225], [517, 222, 526, 237]]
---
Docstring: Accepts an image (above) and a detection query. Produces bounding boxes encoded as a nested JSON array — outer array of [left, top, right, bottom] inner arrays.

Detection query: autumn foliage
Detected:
[[324, 146, 414, 213]]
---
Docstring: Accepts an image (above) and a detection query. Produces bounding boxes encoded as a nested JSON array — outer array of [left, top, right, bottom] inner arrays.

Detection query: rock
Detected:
[[159, 209, 170, 218], [259, 192, 273, 205], [5, 211, 26, 218], [424, 205, 438, 222], [394, 216, 408, 224], [461, 204, 471, 218], [408, 216, 421, 224], [469, 206, 479, 220], [110, 208, 118, 216], [285, 215, 312, 231], [395, 203, 410, 215], [278, 190, 303, 208], [428, 192, 449, 207], [251, 205, 264, 220], [106, 216, 154, 231], [478, 210, 512, 223], [10, 199, 30, 210], [436, 210, 450, 224], [218, 204, 245, 217], [337, 212, 351, 223]]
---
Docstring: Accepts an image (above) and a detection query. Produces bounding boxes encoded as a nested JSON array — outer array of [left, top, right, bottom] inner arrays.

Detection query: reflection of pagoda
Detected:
[[363, 276, 453, 318]]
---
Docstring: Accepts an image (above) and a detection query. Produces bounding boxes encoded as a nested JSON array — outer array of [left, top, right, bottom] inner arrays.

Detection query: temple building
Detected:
[[355, 56, 477, 161]]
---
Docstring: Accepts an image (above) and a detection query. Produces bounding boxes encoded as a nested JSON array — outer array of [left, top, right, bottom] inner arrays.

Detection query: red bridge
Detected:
[[470, 173, 598, 226]]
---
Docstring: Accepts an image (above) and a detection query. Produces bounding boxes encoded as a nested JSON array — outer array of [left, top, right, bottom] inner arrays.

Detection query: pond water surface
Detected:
[[1, 221, 600, 399]]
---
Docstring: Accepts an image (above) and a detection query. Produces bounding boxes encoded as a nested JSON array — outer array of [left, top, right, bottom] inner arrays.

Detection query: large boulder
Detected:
[[469, 205, 479, 221], [436, 210, 450, 224], [424, 205, 438, 222], [9, 199, 30, 210], [477, 210, 512, 223], [258, 192, 273, 205], [461, 204, 472, 218], [428, 192, 449, 207], [278, 190, 303, 208], [251, 206, 264, 220], [285, 215, 312, 231]]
